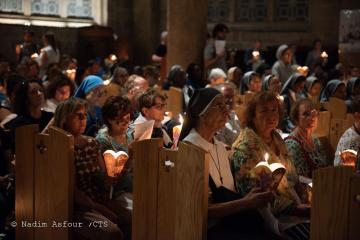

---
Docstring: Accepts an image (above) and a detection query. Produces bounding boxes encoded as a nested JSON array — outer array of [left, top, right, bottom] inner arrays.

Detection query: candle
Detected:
[[264, 152, 269, 163], [297, 66, 309, 76], [31, 53, 39, 59], [103, 150, 128, 177], [252, 50, 260, 58], [172, 114, 184, 148], [321, 51, 328, 58], [109, 54, 117, 62]]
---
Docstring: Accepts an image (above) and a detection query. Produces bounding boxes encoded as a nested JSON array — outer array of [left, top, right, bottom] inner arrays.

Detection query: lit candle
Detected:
[[264, 152, 269, 163], [103, 150, 128, 177], [252, 50, 260, 58], [321, 51, 328, 58], [109, 54, 117, 62], [31, 53, 39, 59], [297, 66, 309, 76], [172, 114, 184, 148]]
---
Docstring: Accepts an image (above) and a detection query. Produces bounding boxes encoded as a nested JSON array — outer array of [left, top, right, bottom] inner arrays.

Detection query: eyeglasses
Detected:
[[207, 103, 230, 112], [73, 112, 87, 120], [302, 109, 319, 118], [152, 103, 167, 110], [113, 115, 131, 126]]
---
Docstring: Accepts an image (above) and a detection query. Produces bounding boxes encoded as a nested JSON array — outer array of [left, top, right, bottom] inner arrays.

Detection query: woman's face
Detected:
[[309, 82, 322, 96], [297, 104, 319, 131], [253, 101, 279, 134], [27, 82, 45, 108], [268, 77, 281, 94], [200, 95, 230, 132], [248, 76, 262, 93], [66, 107, 87, 136], [332, 84, 346, 100], [108, 112, 131, 134], [281, 49, 292, 65], [55, 85, 71, 102]]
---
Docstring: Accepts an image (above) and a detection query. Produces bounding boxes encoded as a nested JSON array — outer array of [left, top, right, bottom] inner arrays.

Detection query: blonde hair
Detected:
[[54, 97, 88, 131]]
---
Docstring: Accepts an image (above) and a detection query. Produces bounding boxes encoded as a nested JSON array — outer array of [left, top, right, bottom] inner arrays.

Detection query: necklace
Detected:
[[209, 143, 223, 184], [295, 130, 315, 152]]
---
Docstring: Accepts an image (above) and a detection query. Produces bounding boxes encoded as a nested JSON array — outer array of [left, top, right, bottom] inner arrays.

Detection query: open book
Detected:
[[134, 120, 154, 141], [103, 150, 129, 177], [253, 156, 286, 191], [339, 149, 358, 167], [214, 40, 226, 55]]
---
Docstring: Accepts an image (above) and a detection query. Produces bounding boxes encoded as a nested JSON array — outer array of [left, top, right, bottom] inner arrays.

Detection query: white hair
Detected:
[[208, 68, 226, 81]]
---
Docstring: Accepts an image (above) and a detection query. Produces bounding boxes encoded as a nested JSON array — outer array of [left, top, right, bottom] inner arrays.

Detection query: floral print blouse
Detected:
[[74, 136, 106, 201], [285, 132, 327, 178], [231, 127, 300, 214]]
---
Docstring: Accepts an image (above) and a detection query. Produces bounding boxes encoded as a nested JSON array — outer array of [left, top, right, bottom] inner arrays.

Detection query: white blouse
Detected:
[[183, 128, 235, 192]]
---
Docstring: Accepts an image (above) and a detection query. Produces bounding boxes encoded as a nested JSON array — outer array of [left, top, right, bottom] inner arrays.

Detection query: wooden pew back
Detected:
[[311, 167, 360, 240], [132, 139, 209, 240], [16, 125, 74, 240]]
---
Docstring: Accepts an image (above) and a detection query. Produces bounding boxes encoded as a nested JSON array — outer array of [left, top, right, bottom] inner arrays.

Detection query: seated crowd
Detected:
[[0, 30, 359, 240]]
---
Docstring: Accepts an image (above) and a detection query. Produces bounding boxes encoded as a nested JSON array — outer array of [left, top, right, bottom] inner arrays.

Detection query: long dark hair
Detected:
[[44, 31, 58, 51], [13, 79, 43, 115]]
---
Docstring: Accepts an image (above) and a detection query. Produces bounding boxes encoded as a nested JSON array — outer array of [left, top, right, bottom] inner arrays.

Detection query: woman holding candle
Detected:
[[231, 91, 310, 239], [179, 88, 275, 239], [54, 97, 131, 240], [96, 96, 133, 193]]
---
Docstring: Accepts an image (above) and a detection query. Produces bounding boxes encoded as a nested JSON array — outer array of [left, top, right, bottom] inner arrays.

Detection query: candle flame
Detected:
[[321, 51, 328, 58], [264, 152, 269, 163], [252, 51, 260, 57], [109, 54, 117, 61], [31, 53, 39, 59]]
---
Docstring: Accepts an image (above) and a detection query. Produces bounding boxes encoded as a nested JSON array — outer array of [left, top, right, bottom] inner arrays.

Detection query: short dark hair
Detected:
[[212, 23, 229, 38], [102, 96, 132, 128], [290, 98, 318, 125], [46, 74, 75, 99], [137, 88, 167, 114]]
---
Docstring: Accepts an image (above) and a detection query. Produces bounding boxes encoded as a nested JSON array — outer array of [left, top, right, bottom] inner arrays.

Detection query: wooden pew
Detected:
[[132, 138, 209, 240], [313, 111, 333, 164], [329, 114, 354, 151], [322, 97, 347, 119], [311, 167, 360, 240], [16, 125, 74, 240]]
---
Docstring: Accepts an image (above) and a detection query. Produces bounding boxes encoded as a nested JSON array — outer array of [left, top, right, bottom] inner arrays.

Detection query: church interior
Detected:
[[0, 0, 360, 240]]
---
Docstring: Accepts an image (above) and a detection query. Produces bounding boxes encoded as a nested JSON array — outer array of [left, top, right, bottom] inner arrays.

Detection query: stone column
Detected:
[[167, 0, 208, 72], [133, 0, 163, 65]]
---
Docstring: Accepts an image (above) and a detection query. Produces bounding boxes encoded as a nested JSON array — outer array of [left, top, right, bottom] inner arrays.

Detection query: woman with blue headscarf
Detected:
[[280, 73, 306, 132], [75, 75, 105, 137], [319, 79, 346, 103]]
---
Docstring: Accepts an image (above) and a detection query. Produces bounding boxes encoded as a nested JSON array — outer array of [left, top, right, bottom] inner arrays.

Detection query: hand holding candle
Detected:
[[252, 50, 260, 61], [321, 51, 328, 59]]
